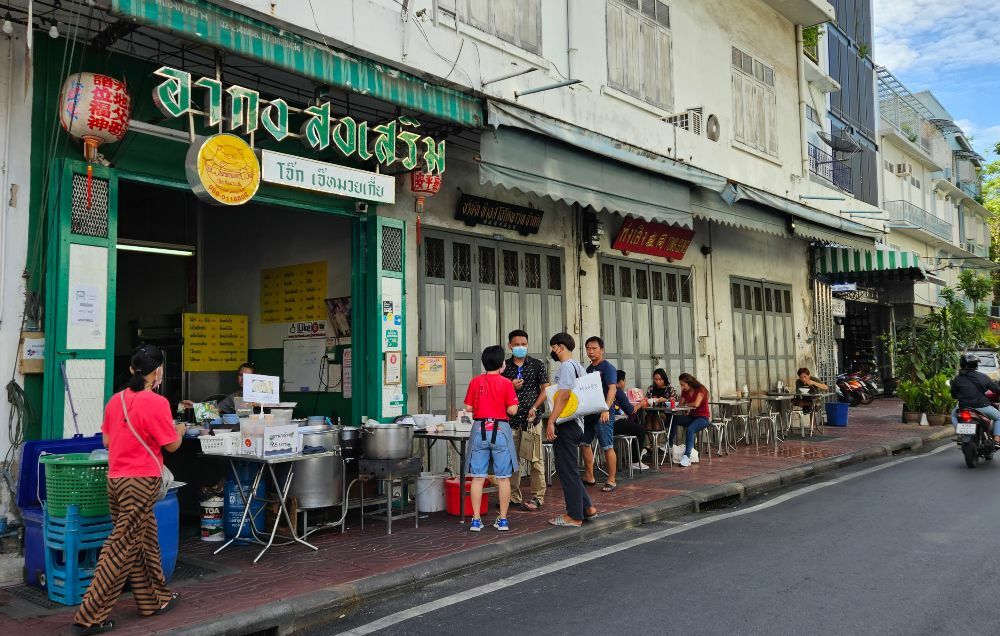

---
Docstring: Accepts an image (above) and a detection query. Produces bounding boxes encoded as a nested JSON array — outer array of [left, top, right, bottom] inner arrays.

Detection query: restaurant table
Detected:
[[763, 393, 798, 441], [639, 405, 692, 467], [206, 450, 340, 563], [414, 430, 472, 523]]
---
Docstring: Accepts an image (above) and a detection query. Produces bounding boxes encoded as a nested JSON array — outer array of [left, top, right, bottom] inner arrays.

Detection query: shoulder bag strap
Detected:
[[119, 391, 164, 471]]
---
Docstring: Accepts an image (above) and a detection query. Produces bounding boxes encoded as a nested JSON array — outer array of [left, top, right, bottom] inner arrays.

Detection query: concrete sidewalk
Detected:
[[0, 399, 955, 635]]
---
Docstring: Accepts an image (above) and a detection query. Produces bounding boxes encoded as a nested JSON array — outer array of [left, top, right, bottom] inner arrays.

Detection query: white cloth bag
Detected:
[[544, 371, 608, 423]]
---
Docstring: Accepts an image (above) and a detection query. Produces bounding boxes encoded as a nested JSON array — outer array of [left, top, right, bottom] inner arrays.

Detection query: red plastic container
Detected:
[[444, 477, 488, 517]]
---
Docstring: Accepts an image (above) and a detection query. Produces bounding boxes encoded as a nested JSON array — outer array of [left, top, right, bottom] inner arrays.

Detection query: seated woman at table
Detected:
[[667, 373, 712, 468], [794, 368, 828, 412], [643, 369, 675, 431]]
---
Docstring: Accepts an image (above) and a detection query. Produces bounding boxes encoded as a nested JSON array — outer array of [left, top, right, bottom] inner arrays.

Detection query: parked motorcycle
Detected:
[[954, 406, 997, 468], [836, 372, 872, 407]]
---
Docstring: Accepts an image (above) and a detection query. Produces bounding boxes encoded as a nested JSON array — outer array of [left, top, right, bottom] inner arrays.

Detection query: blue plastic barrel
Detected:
[[153, 488, 179, 581], [825, 402, 849, 427], [224, 461, 265, 541]]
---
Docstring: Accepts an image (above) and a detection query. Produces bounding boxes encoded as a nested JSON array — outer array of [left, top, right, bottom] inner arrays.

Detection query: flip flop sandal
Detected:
[[73, 621, 115, 635], [152, 593, 181, 616], [601, 482, 617, 493], [523, 497, 543, 511], [548, 516, 583, 527], [582, 479, 597, 487], [584, 508, 599, 519]]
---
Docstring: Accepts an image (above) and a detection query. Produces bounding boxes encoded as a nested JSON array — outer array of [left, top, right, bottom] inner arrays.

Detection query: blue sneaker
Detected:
[[469, 518, 483, 532], [493, 517, 509, 531]]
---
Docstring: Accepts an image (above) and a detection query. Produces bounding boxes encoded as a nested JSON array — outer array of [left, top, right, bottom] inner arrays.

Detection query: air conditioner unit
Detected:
[[663, 107, 704, 136], [896, 163, 913, 177]]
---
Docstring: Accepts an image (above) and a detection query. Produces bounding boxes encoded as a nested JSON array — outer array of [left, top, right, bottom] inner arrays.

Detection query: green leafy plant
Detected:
[[857, 43, 870, 59], [802, 25, 824, 61], [896, 379, 926, 413], [924, 374, 957, 415]]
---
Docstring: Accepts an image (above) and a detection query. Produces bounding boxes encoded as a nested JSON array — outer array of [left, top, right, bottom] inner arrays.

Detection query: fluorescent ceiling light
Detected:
[[116, 240, 195, 256]]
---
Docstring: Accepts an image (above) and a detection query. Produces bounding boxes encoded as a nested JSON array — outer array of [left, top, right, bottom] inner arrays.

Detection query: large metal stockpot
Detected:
[[361, 423, 414, 459], [290, 424, 343, 509]]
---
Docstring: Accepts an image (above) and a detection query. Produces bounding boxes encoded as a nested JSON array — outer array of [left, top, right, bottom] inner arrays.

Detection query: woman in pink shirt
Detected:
[[73, 346, 185, 635]]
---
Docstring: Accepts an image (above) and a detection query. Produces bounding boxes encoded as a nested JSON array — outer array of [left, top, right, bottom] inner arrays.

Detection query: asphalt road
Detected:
[[309, 440, 999, 636]]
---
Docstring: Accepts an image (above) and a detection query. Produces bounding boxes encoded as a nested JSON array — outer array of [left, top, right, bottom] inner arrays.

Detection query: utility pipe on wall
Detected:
[[565, 0, 577, 78], [795, 25, 809, 179]]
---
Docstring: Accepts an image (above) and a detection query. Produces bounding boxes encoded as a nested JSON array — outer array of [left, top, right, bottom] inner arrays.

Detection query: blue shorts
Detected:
[[581, 414, 614, 450], [467, 420, 518, 478]]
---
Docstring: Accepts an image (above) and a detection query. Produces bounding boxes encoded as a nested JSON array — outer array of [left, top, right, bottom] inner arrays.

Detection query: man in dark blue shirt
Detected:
[[581, 337, 619, 492]]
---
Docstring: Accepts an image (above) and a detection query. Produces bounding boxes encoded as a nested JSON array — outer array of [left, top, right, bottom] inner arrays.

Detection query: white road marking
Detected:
[[334, 443, 951, 636]]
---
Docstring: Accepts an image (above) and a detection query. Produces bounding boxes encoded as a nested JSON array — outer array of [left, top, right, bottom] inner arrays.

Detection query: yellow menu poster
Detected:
[[183, 313, 249, 372], [260, 261, 328, 324]]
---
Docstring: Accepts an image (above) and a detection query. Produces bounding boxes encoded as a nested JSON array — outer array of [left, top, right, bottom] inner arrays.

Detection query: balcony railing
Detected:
[[884, 199, 953, 241], [959, 179, 982, 200], [963, 241, 989, 258], [808, 143, 852, 193]]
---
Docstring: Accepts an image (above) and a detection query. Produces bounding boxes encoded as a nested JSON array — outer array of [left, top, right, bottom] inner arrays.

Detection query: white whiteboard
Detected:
[[283, 338, 328, 392]]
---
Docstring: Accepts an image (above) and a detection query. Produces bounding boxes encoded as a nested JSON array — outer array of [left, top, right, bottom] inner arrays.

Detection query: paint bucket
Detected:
[[200, 496, 224, 542], [415, 472, 447, 513]]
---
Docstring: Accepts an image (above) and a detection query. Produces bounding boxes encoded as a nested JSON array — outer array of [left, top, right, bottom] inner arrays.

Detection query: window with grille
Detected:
[[71, 174, 109, 238], [381, 225, 404, 272], [437, 0, 541, 54], [607, 0, 673, 111], [731, 46, 778, 157]]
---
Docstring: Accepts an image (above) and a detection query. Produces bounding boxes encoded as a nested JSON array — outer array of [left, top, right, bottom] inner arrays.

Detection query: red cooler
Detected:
[[444, 477, 488, 517]]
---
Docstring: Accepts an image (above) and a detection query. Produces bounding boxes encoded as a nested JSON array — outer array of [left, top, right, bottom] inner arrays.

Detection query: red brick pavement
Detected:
[[0, 399, 946, 634]]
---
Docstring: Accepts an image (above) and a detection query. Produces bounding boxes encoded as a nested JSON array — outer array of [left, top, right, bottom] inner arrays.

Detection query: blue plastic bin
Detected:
[[825, 402, 849, 427]]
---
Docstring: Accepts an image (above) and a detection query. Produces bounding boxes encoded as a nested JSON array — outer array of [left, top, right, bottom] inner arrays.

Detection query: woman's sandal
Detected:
[[582, 479, 597, 487], [601, 482, 617, 493], [152, 592, 181, 616], [584, 508, 599, 520], [522, 496, 543, 511], [73, 621, 115, 635], [548, 516, 583, 527]]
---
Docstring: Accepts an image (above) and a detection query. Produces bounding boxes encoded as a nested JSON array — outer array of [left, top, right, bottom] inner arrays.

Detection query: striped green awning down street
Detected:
[[111, 0, 483, 128], [814, 246, 933, 283]]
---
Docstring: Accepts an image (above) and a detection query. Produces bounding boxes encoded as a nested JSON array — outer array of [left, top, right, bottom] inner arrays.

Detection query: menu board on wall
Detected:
[[260, 261, 328, 324], [182, 313, 249, 372]]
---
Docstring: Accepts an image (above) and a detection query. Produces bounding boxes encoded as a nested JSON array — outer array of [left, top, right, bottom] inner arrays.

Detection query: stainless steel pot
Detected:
[[361, 423, 414, 459], [290, 425, 343, 509], [340, 426, 362, 459]]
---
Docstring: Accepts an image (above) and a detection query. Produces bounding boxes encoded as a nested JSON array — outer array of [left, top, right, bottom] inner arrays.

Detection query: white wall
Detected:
[[221, 0, 884, 223], [0, 32, 34, 507]]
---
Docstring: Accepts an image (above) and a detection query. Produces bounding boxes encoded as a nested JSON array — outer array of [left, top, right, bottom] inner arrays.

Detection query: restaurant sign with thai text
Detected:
[[455, 195, 543, 236], [261, 150, 396, 204], [152, 66, 446, 174], [612, 218, 695, 260]]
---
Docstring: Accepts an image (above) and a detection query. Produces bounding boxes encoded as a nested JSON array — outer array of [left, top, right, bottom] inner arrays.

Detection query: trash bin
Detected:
[[825, 402, 849, 427]]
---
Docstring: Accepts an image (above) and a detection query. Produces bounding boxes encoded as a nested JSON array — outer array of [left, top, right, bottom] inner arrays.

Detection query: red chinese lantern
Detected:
[[59, 72, 131, 207], [409, 171, 443, 243]]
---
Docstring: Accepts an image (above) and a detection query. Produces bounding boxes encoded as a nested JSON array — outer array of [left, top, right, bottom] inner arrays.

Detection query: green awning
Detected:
[[111, 0, 483, 127], [814, 247, 944, 284]]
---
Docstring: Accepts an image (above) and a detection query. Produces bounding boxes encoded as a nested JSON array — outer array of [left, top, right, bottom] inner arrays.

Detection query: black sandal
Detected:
[[152, 592, 181, 616], [582, 479, 597, 487], [523, 496, 543, 511], [601, 482, 617, 493], [73, 621, 115, 635]]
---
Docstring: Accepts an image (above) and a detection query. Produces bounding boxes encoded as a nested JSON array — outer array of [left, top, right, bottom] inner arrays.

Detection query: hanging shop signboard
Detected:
[[455, 195, 543, 236], [152, 66, 447, 174], [186, 134, 261, 205], [612, 218, 695, 260], [260, 150, 395, 204]]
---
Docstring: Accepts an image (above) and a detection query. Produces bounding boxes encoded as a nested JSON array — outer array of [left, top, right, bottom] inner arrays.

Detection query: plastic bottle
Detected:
[[742, 384, 750, 397], [669, 397, 676, 409]]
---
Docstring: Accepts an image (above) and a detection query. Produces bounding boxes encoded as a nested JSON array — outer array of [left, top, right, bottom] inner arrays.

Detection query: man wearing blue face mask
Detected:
[[500, 329, 549, 511]]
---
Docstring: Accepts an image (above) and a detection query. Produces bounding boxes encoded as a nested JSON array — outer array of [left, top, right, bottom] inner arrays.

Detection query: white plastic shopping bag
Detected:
[[544, 371, 608, 423]]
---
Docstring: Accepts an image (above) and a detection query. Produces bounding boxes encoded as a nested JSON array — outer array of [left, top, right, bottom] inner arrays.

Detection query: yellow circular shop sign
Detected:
[[185, 133, 260, 205]]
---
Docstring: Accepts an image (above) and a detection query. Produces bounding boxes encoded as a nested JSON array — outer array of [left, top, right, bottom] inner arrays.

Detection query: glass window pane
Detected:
[[636, 270, 649, 299], [753, 286, 763, 311], [666, 274, 678, 302], [620, 267, 633, 297], [525, 253, 541, 289], [655, 1, 669, 27], [680, 274, 691, 303], [641, 0, 655, 17], [743, 285, 752, 309], [503, 250, 519, 286], [783, 290, 792, 314], [731, 282, 742, 309], [651, 271, 663, 301], [424, 237, 444, 278], [601, 263, 616, 295], [774, 288, 783, 313], [453, 242, 471, 282], [478, 245, 496, 285], [765, 288, 773, 312], [547, 255, 562, 290]]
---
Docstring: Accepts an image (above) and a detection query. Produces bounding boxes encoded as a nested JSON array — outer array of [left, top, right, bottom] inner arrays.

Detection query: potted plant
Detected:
[[924, 374, 957, 426], [896, 379, 925, 424]]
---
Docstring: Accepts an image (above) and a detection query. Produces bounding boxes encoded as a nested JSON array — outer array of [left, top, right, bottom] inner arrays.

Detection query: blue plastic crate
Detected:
[[43, 505, 110, 606]]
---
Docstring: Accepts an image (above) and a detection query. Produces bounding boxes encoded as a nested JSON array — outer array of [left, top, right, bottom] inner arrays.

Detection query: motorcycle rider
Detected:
[[951, 353, 1000, 444]]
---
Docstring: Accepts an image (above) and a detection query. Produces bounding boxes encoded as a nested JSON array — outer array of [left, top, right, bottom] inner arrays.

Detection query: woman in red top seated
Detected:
[[668, 373, 712, 468], [73, 345, 185, 635]]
